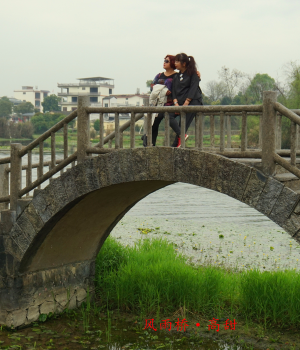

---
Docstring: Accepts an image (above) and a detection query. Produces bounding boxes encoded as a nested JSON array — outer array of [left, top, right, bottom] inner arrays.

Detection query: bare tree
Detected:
[[205, 80, 227, 101], [218, 66, 245, 99]]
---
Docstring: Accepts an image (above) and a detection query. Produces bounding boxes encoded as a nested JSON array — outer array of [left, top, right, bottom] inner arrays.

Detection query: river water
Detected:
[[1, 151, 299, 349]]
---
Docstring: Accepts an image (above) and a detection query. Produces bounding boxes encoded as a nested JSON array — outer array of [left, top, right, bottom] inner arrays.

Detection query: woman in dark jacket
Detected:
[[171, 53, 203, 147]]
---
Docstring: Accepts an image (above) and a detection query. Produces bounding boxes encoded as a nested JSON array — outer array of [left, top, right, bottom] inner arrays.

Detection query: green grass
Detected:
[[95, 237, 300, 329], [0, 130, 242, 151]]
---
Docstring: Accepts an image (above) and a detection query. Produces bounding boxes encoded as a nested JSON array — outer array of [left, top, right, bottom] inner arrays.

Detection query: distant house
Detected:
[[11, 112, 35, 123], [102, 96, 117, 107], [58, 77, 115, 112], [8, 97, 22, 106], [14, 86, 50, 113], [103, 94, 149, 107]]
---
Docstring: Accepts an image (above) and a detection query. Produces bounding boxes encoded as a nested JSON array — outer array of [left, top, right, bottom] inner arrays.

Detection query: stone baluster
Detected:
[[262, 91, 277, 176]]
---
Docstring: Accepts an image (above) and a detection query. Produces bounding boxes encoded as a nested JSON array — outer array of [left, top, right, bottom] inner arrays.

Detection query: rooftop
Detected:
[[105, 94, 149, 99], [77, 77, 113, 81]]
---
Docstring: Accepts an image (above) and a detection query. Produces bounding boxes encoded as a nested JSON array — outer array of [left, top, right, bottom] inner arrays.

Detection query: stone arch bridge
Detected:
[[1, 91, 300, 327]]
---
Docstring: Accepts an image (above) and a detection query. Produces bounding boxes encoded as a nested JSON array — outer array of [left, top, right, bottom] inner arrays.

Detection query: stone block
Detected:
[[76, 288, 87, 302], [146, 147, 160, 180], [118, 149, 134, 183], [173, 148, 190, 183], [16, 212, 36, 241], [269, 187, 300, 226], [71, 163, 90, 197], [242, 169, 267, 207], [23, 203, 44, 233], [188, 150, 204, 186], [40, 301, 56, 315], [41, 185, 61, 217], [3, 236, 23, 261], [199, 152, 220, 191], [10, 223, 30, 255], [33, 189, 42, 198], [0, 252, 6, 275], [0, 310, 7, 325], [282, 213, 300, 237], [27, 306, 40, 323], [255, 177, 284, 215], [0, 235, 4, 253], [83, 158, 100, 191], [132, 148, 148, 181], [0, 210, 16, 235], [0, 288, 20, 311], [67, 295, 77, 310], [55, 291, 69, 307], [16, 198, 32, 218], [215, 157, 235, 195], [11, 309, 27, 328], [49, 177, 69, 210], [5, 253, 14, 276], [158, 147, 174, 182], [32, 192, 52, 223], [93, 155, 110, 188], [229, 162, 252, 201], [60, 170, 79, 203], [32, 291, 54, 306], [105, 152, 124, 185]]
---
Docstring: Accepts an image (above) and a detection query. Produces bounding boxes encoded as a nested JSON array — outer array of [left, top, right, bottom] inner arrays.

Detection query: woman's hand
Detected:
[[197, 71, 201, 79], [183, 98, 191, 106], [166, 90, 171, 95]]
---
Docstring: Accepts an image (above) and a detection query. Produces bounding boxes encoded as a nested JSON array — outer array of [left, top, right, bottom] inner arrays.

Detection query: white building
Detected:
[[58, 77, 114, 112], [102, 94, 149, 107], [14, 86, 50, 112]]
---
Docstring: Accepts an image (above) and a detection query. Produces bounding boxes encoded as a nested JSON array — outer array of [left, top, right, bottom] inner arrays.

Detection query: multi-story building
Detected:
[[57, 77, 114, 112], [14, 86, 50, 112], [102, 94, 149, 108]]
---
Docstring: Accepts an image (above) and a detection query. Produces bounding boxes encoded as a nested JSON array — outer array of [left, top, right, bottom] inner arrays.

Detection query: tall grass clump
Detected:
[[239, 269, 300, 327], [95, 237, 300, 329], [96, 237, 233, 315]]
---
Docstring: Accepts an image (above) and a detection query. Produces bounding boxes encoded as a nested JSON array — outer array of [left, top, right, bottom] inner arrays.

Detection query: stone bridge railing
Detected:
[[1, 91, 300, 213]]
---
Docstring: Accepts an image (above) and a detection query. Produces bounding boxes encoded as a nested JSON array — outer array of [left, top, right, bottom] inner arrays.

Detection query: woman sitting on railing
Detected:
[[142, 55, 178, 147], [171, 53, 203, 148], [142, 54, 201, 147]]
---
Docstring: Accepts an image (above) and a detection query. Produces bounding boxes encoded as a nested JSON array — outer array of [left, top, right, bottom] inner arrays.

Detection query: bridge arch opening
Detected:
[[13, 148, 300, 275]]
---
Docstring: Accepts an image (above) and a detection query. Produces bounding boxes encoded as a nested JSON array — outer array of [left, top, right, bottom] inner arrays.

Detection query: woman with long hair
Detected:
[[143, 55, 201, 146], [171, 53, 203, 147], [142, 55, 178, 146]]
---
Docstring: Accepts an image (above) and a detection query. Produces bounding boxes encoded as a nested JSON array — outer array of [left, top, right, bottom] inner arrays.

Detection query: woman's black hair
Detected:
[[175, 53, 197, 76]]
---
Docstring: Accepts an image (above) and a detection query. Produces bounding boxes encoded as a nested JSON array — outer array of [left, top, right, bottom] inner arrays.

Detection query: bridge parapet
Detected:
[[1, 92, 300, 214]]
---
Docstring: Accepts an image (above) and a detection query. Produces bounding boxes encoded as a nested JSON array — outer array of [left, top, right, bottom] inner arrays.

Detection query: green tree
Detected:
[[94, 119, 100, 131], [41, 94, 61, 113], [245, 73, 276, 103], [146, 80, 153, 88], [14, 101, 34, 115], [285, 61, 300, 109], [221, 96, 232, 105], [0, 97, 13, 118], [202, 94, 211, 105], [31, 113, 65, 134]]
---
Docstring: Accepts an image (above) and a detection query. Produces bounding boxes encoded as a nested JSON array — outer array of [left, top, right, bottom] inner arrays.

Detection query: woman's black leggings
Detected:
[[152, 112, 181, 146], [171, 98, 203, 147]]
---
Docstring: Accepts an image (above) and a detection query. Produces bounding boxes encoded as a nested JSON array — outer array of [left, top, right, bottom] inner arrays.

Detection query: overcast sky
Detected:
[[0, 0, 299, 97]]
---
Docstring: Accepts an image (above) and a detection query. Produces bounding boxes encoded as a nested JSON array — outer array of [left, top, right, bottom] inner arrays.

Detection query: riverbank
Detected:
[[0, 132, 241, 150], [0, 236, 299, 350], [94, 236, 300, 349]]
